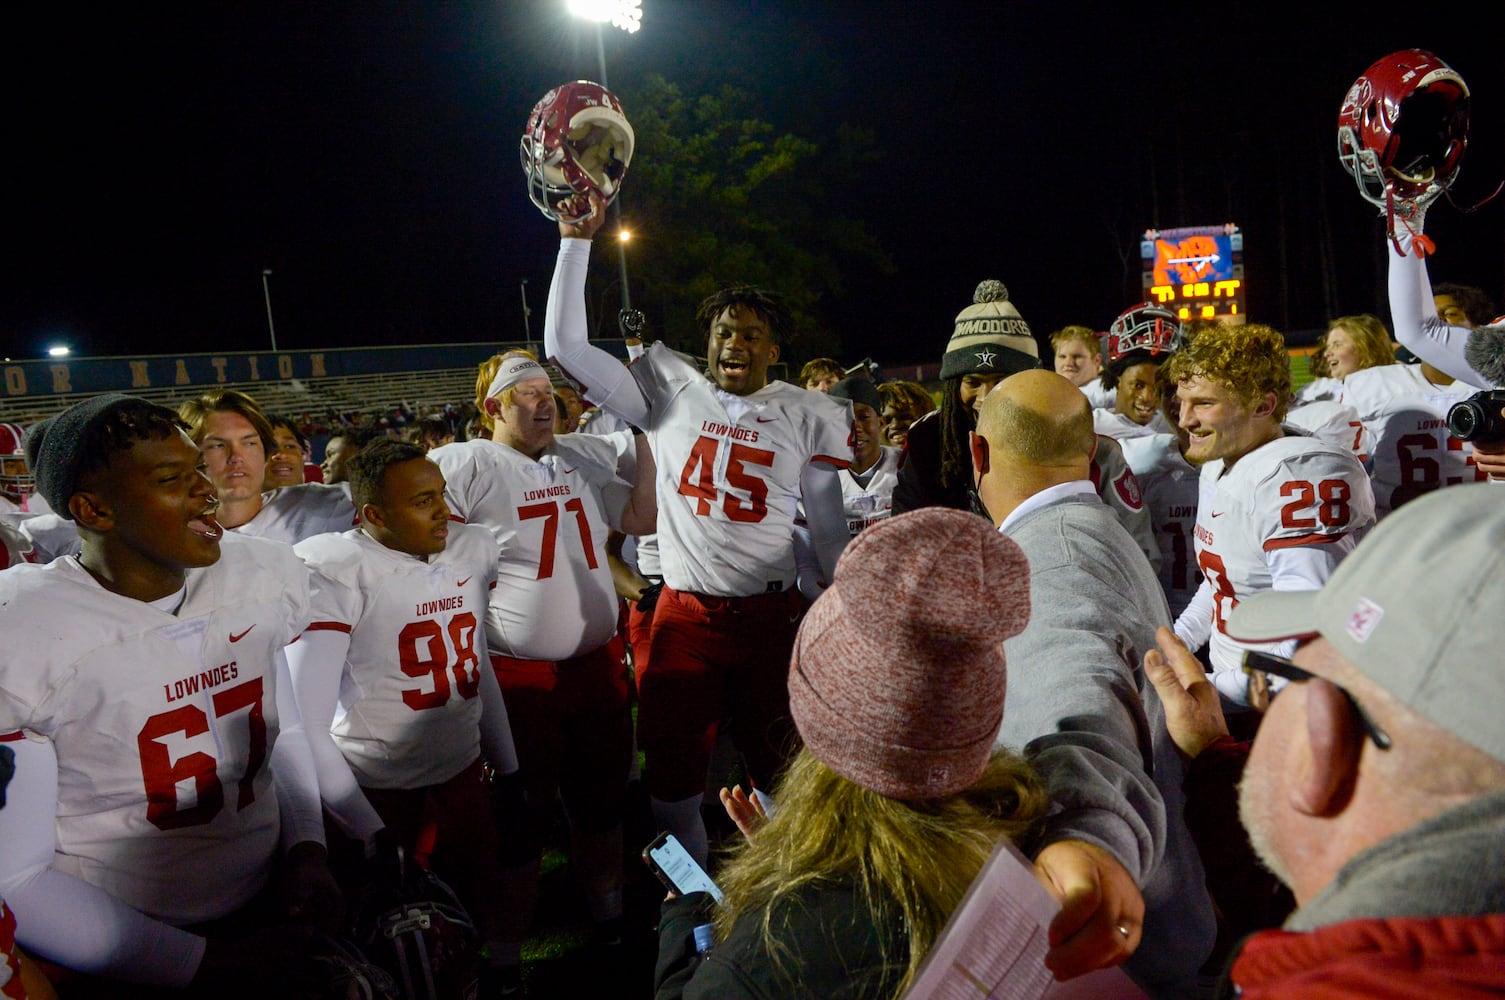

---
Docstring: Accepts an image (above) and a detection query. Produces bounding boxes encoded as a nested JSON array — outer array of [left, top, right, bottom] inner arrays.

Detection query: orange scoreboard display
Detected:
[[1141, 224, 1246, 323]]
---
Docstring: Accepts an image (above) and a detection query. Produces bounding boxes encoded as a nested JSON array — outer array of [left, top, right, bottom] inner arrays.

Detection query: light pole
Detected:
[[520, 278, 534, 351], [567, 1, 640, 312], [260, 268, 279, 353]]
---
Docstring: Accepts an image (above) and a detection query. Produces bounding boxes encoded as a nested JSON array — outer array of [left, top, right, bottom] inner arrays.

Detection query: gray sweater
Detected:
[[997, 491, 1216, 997]]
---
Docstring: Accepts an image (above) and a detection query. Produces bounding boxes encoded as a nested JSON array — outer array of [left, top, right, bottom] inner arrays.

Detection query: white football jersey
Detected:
[[1285, 401, 1369, 461], [1192, 435, 1375, 680], [838, 447, 901, 536], [1293, 376, 1342, 404], [631, 344, 852, 597], [0, 517, 31, 571], [237, 483, 358, 545], [0, 536, 310, 924], [1090, 435, 1160, 576], [294, 526, 496, 789], [3, 512, 80, 563], [1092, 409, 1172, 441], [1340, 365, 1487, 519], [1081, 380, 1115, 409], [1119, 434, 1201, 617], [431, 433, 633, 660]]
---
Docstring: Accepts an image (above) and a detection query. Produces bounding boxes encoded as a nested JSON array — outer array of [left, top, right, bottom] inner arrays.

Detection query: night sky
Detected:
[[7, 2, 1503, 366]]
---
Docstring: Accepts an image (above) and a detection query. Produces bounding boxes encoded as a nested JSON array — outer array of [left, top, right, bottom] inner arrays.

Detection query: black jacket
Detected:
[[654, 883, 908, 1000]]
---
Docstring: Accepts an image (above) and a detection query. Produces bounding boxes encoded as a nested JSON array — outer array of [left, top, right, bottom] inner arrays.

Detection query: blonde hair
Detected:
[[713, 748, 1048, 995], [1164, 323, 1293, 421], [1327, 314, 1396, 373], [473, 348, 542, 433], [1049, 325, 1099, 351], [177, 388, 276, 454]]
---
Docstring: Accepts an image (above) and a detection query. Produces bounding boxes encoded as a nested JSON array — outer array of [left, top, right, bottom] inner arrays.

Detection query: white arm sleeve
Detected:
[[544, 239, 651, 427], [285, 631, 384, 848], [1388, 232, 1483, 384], [1172, 578, 1214, 652], [790, 522, 822, 602], [799, 463, 849, 589], [477, 649, 519, 775], [271, 647, 329, 851], [0, 739, 205, 987]]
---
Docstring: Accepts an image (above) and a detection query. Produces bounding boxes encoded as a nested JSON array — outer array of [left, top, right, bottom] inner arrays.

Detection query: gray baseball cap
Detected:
[[1226, 483, 1505, 763]]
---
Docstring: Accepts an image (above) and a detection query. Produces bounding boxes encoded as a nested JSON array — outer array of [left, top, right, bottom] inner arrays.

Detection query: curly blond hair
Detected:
[[473, 348, 542, 434], [1163, 323, 1293, 421]]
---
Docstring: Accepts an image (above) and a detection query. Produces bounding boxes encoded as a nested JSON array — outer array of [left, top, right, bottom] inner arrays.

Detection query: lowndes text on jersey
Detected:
[[699, 420, 760, 443], [164, 661, 239, 703]]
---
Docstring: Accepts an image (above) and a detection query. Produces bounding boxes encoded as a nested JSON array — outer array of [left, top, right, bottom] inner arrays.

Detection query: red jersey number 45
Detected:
[[676, 435, 775, 523]]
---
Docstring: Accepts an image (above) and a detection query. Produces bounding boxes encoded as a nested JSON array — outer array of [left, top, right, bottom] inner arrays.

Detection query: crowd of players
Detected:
[[3, 78, 1505, 1000]]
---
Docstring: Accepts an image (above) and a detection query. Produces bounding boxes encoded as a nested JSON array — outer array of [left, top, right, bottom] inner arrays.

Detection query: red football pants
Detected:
[[636, 586, 802, 801], [491, 640, 632, 838]]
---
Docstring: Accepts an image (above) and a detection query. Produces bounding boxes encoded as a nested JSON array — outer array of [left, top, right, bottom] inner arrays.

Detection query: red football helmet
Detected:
[[520, 80, 634, 223], [1338, 50, 1470, 210], [1103, 304, 1185, 366], [0, 423, 32, 502]]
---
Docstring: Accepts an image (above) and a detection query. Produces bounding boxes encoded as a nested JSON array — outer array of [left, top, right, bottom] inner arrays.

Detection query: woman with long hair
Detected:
[[654, 509, 1049, 998], [891, 281, 1041, 514]]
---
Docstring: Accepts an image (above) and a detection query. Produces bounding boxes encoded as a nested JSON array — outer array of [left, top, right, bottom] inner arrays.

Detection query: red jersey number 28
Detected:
[[1278, 479, 1351, 530], [676, 435, 775, 523]]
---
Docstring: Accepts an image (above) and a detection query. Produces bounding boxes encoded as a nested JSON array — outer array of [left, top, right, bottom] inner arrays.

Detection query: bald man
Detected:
[[973, 371, 1214, 997]]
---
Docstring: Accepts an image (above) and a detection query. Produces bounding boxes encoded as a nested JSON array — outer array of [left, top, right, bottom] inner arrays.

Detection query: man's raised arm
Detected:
[[543, 193, 650, 427]]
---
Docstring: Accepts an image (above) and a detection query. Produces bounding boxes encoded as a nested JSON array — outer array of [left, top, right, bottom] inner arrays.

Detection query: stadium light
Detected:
[[566, 0, 642, 33], [619, 228, 631, 243], [47, 345, 71, 358]]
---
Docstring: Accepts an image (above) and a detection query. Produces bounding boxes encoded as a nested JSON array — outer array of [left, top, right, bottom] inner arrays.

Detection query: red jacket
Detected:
[[1229, 913, 1505, 998]]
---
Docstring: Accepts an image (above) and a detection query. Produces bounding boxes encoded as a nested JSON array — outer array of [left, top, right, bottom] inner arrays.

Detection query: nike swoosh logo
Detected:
[[229, 626, 255, 642], [562, 467, 577, 474], [756, 417, 776, 423], [1209, 511, 1225, 518], [457, 576, 472, 587]]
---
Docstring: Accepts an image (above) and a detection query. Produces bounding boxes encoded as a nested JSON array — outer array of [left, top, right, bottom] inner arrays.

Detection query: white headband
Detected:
[[486, 357, 549, 400]]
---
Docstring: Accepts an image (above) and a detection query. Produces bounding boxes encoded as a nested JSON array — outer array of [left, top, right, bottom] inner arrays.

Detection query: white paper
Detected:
[[903, 838, 1147, 1000]]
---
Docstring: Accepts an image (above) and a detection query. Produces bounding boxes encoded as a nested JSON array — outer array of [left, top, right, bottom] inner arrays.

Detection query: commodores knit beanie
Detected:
[[938, 280, 1040, 380], [788, 508, 1031, 801]]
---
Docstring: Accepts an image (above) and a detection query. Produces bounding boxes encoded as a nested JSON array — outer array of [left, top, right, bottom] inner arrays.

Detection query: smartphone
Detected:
[[642, 831, 723, 902]]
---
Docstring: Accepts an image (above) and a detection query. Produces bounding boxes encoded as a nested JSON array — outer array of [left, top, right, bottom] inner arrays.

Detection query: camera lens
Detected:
[[1447, 401, 1480, 439]]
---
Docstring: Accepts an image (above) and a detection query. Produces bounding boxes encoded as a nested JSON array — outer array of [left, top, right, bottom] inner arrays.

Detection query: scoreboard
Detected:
[[1141, 224, 1246, 323]]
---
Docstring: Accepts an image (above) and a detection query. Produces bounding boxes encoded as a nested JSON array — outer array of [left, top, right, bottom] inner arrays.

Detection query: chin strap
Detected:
[[1384, 187, 1435, 259]]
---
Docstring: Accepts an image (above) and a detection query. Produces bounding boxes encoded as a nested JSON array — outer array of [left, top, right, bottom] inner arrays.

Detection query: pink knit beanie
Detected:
[[788, 508, 1031, 801]]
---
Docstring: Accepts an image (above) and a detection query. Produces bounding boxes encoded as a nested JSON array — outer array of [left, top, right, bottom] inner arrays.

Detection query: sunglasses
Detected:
[[1241, 650, 1392, 751]]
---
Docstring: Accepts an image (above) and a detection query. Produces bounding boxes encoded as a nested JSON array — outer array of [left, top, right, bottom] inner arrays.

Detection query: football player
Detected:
[[178, 390, 357, 543], [265, 414, 312, 488], [0, 395, 339, 991], [544, 193, 853, 866], [430, 351, 655, 970], [1120, 382, 1203, 619], [1341, 356, 1487, 518], [827, 378, 900, 536], [1090, 304, 1185, 441], [287, 438, 518, 987], [1052, 325, 1113, 408], [1165, 326, 1376, 708]]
